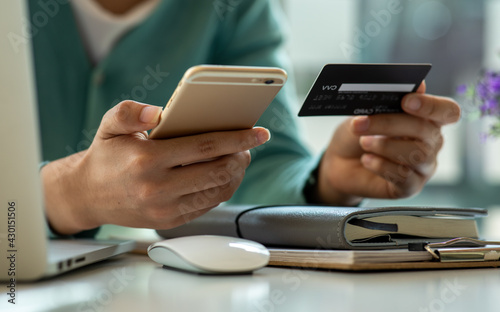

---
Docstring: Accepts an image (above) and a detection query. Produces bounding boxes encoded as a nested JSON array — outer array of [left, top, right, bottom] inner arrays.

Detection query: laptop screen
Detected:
[[0, 1, 50, 280]]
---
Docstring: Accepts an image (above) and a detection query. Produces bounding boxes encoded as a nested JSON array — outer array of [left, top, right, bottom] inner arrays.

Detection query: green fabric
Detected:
[[29, 0, 319, 215]]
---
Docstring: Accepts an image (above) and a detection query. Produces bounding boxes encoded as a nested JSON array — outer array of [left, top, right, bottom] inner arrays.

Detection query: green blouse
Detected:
[[29, 0, 318, 219]]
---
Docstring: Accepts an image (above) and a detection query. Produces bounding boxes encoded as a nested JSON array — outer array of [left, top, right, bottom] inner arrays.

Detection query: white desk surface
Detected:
[[3, 208, 500, 312], [1, 252, 499, 312]]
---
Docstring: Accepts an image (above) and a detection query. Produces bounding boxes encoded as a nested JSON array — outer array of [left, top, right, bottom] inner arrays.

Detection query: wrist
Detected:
[[306, 156, 363, 206], [42, 151, 98, 235]]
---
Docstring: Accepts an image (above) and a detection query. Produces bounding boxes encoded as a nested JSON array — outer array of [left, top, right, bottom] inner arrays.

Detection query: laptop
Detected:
[[0, 1, 134, 281]]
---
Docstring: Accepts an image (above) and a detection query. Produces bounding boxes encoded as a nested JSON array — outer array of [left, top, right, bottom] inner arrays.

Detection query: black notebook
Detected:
[[157, 205, 487, 250]]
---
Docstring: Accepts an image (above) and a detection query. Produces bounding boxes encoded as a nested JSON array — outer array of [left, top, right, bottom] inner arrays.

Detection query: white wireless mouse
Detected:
[[147, 235, 270, 274]]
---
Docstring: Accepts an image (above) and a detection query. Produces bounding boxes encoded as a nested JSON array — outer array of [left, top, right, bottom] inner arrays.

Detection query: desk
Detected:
[[2, 208, 500, 312], [1, 252, 499, 312]]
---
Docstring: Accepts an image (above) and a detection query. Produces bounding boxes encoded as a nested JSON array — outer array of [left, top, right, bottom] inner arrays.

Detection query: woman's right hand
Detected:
[[42, 100, 270, 235]]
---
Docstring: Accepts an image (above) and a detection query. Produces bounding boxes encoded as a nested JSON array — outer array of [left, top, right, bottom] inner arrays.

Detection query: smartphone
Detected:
[[149, 65, 287, 139]]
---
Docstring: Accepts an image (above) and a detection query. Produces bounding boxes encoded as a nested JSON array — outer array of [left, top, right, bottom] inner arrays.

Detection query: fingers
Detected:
[[136, 165, 246, 229], [359, 135, 441, 177], [353, 113, 443, 179], [348, 98, 446, 198], [177, 174, 244, 216], [351, 114, 441, 142], [75, 100, 271, 231], [98, 101, 162, 140], [402, 93, 461, 126], [166, 152, 251, 196], [319, 154, 424, 201], [322, 83, 456, 202], [159, 207, 215, 230], [156, 127, 270, 167], [359, 154, 429, 198], [149, 175, 242, 229], [112, 152, 249, 229], [126, 151, 250, 203]]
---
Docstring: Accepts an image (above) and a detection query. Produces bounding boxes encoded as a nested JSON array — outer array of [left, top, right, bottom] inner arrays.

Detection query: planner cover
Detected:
[[156, 205, 487, 250]]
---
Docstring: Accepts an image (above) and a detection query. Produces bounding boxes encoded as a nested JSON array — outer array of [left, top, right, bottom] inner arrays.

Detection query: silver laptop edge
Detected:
[[0, 1, 134, 281]]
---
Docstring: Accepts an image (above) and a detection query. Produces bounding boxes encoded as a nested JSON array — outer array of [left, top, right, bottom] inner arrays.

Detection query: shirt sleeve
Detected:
[[212, 0, 322, 205]]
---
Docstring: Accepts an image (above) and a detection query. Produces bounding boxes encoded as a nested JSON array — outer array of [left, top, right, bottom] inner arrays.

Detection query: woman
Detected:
[[32, 0, 460, 236]]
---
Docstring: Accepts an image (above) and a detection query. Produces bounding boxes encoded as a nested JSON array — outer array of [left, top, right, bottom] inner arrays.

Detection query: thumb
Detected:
[[98, 101, 162, 140], [416, 80, 426, 94]]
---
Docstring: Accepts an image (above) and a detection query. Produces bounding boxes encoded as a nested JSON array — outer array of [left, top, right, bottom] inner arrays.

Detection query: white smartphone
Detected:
[[149, 65, 287, 139]]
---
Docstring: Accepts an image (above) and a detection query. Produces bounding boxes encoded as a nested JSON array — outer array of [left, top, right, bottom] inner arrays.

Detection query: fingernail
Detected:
[[361, 153, 374, 167], [140, 106, 162, 124], [256, 128, 271, 144], [360, 136, 374, 149], [405, 96, 421, 111], [353, 116, 370, 132]]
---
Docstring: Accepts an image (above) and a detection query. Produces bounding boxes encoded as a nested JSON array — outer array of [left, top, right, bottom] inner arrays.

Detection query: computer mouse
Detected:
[[147, 235, 270, 274]]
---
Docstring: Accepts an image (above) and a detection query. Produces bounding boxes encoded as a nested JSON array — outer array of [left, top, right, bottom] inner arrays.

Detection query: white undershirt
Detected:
[[70, 0, 160, 64]]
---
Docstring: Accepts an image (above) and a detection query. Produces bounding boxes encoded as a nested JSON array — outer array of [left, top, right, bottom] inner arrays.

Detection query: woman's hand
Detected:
[[314, 82, 461, 206], [42, 101, 270, 235]]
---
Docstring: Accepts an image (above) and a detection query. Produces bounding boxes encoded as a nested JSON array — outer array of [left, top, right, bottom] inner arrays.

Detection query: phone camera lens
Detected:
[[265, 80, 275, 84]]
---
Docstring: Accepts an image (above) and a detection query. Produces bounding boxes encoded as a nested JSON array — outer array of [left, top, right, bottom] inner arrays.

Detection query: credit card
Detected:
[[298, 63, 431, 116]]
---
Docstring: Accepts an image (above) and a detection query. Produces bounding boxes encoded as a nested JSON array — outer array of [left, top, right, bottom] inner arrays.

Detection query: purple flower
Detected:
[[487, 73, 500, 94], [485, 70, 496, 79], [480, 104, 488, 115], [456, 84, 467, 95], [480, 98, 499, 115], [458, 68, 500, 139], [493, 105, 500, 117], [476, 82, 489, 100]]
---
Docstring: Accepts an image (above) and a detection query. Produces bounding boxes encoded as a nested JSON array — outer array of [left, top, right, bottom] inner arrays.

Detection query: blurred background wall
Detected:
[[279, 0, 500, 211]]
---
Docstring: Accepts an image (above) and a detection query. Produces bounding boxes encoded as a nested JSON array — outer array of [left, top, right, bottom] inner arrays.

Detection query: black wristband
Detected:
[[302, 164, 320, 204]]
